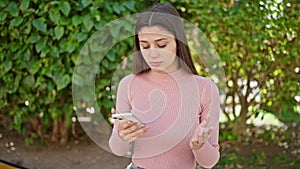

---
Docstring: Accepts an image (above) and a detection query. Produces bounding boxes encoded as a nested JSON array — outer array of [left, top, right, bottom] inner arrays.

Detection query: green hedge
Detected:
[[0, 0, 148, 144]]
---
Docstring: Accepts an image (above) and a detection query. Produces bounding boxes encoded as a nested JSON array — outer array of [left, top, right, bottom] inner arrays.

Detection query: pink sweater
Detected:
[[109, 68, 220, 169]]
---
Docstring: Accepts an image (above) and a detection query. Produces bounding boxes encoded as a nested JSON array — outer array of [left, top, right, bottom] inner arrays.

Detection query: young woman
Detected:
[[109, 3, 220, 169]]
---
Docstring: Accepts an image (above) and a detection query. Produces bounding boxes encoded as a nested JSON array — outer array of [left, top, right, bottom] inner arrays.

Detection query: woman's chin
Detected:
[[150, 67, 167, 73]]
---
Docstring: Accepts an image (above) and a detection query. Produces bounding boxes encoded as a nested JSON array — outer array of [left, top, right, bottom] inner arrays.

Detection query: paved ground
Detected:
[[0, 128, 130, 169]]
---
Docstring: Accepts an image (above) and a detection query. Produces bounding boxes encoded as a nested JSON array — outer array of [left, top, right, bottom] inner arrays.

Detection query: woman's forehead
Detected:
[[138, 26, 175, 40]]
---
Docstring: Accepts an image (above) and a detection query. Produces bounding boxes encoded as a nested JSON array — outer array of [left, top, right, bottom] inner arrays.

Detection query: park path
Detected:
[[0, 128, 130, 169]]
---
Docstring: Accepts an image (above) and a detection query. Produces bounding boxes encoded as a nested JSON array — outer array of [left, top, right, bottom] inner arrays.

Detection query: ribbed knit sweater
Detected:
[[109, 68, 220, 169]]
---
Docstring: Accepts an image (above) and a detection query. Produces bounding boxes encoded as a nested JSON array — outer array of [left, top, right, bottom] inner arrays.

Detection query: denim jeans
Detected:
[[126, 163, 145, 169]]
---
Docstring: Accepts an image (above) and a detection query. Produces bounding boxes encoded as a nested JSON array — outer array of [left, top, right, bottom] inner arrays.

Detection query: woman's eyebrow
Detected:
[[139, 40, 149, 43], [139, 38, 168, 43], [154, 38, 168, 42]]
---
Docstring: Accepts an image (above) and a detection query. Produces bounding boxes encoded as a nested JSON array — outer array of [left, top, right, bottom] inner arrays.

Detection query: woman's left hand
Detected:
[[190, 116, 214, 150]]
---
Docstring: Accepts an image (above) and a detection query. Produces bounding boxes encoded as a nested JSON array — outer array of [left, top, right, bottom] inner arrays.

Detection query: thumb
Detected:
[[192, 126, 203, 141], [199, 119, 207, 127]]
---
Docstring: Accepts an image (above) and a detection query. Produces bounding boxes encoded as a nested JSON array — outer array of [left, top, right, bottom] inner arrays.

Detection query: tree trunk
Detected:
[[51, 119, 59, 143], [59, 117, 69, 145], [232, 105, 248, 141], [51, 117, 69, 145], [31, 116, 43, 139]]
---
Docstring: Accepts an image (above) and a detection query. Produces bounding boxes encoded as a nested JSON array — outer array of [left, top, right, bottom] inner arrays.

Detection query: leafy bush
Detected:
[[170, 0, 300, 135], [0, 0, 146, 144]]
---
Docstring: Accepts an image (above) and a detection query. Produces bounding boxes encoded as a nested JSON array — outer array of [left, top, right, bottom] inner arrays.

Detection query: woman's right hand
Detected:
[[118, 121, 148, 142]]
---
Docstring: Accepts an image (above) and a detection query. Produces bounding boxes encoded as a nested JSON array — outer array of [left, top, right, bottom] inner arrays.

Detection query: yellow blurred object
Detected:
[[0, 160, 24, 169], [0, 162, 19, 169]]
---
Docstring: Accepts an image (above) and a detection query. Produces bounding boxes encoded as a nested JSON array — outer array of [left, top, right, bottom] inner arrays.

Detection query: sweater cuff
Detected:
[[192, 141, 220, 168], [109, 130, 132, 156]]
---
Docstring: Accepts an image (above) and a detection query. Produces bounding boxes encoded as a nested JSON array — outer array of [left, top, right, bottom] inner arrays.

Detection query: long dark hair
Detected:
[[133, 3, 198, 75]]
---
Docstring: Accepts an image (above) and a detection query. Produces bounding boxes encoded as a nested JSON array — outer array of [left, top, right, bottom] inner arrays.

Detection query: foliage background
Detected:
[[0, 0, 299, 168]]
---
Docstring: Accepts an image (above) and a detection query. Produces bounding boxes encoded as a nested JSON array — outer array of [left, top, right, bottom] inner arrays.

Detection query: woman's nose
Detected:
[[149, 48, 159, 58]]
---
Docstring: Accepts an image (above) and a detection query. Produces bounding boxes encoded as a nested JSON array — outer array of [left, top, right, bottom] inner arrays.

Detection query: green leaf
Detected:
[[59, 1, 71, 16], [29, 61, 41, 75], [106, 52, 116, 62], [50, 46, 60, 58], [76, 32, 88, 42], [12, 74, 22, 93], [4, 61, 12, 72], [59, 16, 71, 25], [49, 8, 61, 24], [0, 61, 12, 76], [10, 17, 23, 27], [23, 22, 32, 35], [72, 15, 82, 26], [102, 58, 109, 68], [35, 38, 47, 53], [94, 21, 104, 30], [66, 42, 77, 53], [0, 12, 7, 21], [54, 26, 64, 40], [14, 114, 22, 127], [32, 19, 47, 33], [20, 0, 30, 11], [110, 23, 121, 37], [49, 1, 60, 6], [9, 42, 18, 52], [52, 62, 63, 74], [29, 33, 40, 44], [56, 74, 70, 91], [113, 4, 125, 14], [6, 2, 19, 17], [83, 15, 94, 31], [124, 1, 135, 10], [0, 0, 8, 7], [22, 75, 35, 91], [43, 65, 52, 78], [81, 0, 92, 8]]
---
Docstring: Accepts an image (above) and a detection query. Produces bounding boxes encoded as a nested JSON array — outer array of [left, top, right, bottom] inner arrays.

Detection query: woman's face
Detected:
[[138, 26, 179, 73]]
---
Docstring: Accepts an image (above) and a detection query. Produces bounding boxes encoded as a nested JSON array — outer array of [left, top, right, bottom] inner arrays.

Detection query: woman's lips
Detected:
[[150, 61, 162, 67]]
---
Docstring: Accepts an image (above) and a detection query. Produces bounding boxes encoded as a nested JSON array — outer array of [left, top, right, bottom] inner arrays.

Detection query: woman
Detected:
[[109, 3, 220, 169]]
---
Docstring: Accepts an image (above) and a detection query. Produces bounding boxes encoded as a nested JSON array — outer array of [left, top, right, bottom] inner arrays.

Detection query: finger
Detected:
[[192, 127, 203, 141], [191, 140, 199, 144], [121, 122, 141, 135], [126, 126, 148, 142], [118, 120, 134, 130], [128, 126, 148, 138], [201, 127, 214, 136], [190, 140, 197, 148], [197, 127, 214, 142], [199, 131, 210, 141], [197, 127, 208, 137], [190, 140, 201, 150], [118, 122, 136, 139], [199, 120, 207, 127], [200, 114, 210, 127]]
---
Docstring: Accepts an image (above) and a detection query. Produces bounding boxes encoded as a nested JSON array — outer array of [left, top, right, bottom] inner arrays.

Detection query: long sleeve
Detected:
[[193, 79, 220, 168], [109, 75, 134, 156], [109, 70, 221, 168]]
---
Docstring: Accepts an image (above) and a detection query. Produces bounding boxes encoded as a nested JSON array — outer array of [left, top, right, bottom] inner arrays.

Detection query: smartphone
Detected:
[[112, 113, 145, 127]]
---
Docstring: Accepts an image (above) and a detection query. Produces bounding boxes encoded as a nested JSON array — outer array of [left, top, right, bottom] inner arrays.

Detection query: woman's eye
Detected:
[[157, 44, 166, 48], [142, 46, 150, 49]]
